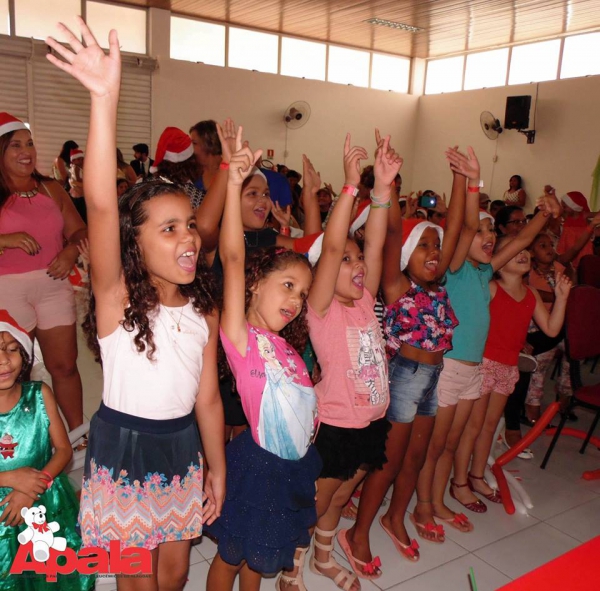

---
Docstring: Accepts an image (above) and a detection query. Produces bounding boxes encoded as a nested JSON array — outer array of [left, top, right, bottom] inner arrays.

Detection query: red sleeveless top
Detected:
[[483, 283, 536, 366]]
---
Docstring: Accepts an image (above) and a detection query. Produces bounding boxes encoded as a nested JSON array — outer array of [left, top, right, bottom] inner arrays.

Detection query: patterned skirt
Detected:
[[79, 403, 204, 551]]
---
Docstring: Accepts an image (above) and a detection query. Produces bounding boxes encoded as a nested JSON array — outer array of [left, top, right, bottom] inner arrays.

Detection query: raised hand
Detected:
[[302, 154, 321, 195], [343, 134, 368, 187], [537, 192, 562, 219], [228, 127, 262, 186], [45, 17, 121, 99], [374, 134, 403, 187], [272, 202, 292, 228], [554, 272, 572, 300], [216, 118, 238, 164], [445, 146, 481, 180]]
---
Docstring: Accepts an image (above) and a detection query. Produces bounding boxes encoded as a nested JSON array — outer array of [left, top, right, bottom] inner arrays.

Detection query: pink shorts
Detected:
[[437, 358, 483, 407], [481, 357, 519, 396], [0, 269, 76, 332]]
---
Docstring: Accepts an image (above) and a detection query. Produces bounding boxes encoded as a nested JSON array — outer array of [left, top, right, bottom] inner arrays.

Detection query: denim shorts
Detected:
[[386, 354, 442, 423]]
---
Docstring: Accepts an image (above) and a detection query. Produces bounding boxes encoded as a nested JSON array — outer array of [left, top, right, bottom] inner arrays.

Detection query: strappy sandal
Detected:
[[309, 527, 360, 589], [449, 479, 487, 513], [337, 528, 382, 580], [468, 473, 502, 504], [378, 516, 420, 562], [276, 547, 309, 591]]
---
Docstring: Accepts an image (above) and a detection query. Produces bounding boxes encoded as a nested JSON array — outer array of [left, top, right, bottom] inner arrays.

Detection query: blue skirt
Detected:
[[205, 429, 322, 574]]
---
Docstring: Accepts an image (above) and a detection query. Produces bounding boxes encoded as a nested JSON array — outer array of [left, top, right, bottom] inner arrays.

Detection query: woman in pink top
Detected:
[[0, 112, 87, 431]]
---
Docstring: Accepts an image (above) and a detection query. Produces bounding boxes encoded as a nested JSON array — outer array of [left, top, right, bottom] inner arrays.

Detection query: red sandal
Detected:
[[449, 479, 487, 513], [468, 473, 502, 504]]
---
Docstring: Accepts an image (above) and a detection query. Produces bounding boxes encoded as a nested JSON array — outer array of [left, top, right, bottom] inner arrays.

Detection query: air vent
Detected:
[[366, 18, 423, 33]]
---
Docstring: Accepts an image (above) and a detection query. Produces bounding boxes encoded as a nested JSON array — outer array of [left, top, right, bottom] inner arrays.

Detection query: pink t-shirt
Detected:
[[220, 324, 317, 460], [0, 191, 64, 276], [307, 291, 389, 429]]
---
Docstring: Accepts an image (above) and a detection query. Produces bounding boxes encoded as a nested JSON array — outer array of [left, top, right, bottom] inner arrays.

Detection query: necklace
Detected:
[[15, 185, 38, 203], [533, 263, 556, 288], [163, 305, 185, 332]]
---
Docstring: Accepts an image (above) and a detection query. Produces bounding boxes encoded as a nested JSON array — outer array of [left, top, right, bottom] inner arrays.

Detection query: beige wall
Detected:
[[149, 9, 419, 191], [411, 77, 600, 210]]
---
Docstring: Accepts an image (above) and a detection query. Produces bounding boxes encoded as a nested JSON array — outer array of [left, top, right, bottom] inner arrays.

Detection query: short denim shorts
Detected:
[[386, 354, 442, 423]]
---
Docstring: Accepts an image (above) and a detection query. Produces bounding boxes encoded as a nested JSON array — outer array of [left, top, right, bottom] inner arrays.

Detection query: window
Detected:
[[561, 32, 600, 79], [170, 17, 225, 66], [327, 46, 369, 87], [509, 40, 561, 85], [464, 48, 509, 90], [281, 37, 326, 81], [371, 53, 410, 93], [15, 0, 80, 42], [86, 1, 146, 54], [425, 56, 464, 94], [228, 27, 278, 74], [0, 0, 9, 35]]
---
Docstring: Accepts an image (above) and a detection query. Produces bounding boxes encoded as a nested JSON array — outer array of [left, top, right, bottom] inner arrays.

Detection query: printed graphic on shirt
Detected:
[[253, 331, 317, 460], [347, 320, 388, 408]]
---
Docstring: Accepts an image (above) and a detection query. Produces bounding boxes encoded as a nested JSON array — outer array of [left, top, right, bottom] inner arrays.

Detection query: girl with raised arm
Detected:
[[46, 19, 225, 590]]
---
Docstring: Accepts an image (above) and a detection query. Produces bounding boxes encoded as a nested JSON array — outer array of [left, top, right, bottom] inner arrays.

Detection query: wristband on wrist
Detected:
[[370, 201, 391, 209], [279, 226, 291, 236], [369, 189, 391, 205], [341, 184, 359, 197], [41, 470, 53, 489], [219, 162, 230, 170], [467, 185, 480, 193]]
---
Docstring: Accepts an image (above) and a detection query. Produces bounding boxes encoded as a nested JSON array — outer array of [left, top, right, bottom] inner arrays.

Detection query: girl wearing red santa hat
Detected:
[[557, 191, 597, 268]]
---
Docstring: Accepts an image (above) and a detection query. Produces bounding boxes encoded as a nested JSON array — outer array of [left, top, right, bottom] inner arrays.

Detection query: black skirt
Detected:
[[315, 417, 390, 480], [205, 429, 322, 575]]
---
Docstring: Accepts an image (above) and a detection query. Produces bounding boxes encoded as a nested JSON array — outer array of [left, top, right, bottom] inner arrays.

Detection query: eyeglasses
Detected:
[[507, 219, 527, 226]]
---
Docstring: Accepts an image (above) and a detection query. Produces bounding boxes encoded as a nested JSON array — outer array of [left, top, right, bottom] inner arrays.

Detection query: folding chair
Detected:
[[541, 285, 600, 469]]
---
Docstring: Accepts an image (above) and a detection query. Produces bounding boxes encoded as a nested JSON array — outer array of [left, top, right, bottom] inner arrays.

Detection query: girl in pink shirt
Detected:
[[299, 132, 401, 589]]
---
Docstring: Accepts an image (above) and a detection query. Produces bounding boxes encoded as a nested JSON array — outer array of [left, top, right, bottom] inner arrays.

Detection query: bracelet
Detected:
[[219, 162, 230, 170], [41, 470, 53, 490], [370, 201, 391, 209], [369, 189, 391, 205], [279, 226, 291, 236], [341, 184, 358, 197], [467, 185, 480, 193]]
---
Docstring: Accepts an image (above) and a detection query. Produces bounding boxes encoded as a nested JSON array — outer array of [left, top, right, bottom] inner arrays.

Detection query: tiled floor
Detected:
[[65, 319, 600, 591]]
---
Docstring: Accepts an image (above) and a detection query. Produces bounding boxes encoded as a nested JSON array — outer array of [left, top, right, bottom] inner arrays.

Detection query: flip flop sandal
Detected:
[[378, 516, 420, 562], [409, 513, 445, 543], [336, 528, 382, 580], [434, 512, 473, 533]]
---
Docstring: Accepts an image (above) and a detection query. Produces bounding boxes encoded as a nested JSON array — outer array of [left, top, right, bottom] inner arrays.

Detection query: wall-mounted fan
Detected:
[[480, 111, 503, 140], [284, 101, 311, 129]]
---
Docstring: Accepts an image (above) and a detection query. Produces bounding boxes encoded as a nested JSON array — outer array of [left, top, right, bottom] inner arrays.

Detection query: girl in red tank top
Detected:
[[452, 234, 572, 509]]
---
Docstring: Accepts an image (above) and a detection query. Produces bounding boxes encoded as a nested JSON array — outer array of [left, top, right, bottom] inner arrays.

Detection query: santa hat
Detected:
[[0, 310, 33, 357], [401, 219, 444, 271], [479, 211, 495, 224], [150, 127, 194, 173], [561, 191, 590, 213], [350, 200, 370, 235], [70, 148, 84, 159], [0, 112, 27, 138], [293, 232, 324, 266]]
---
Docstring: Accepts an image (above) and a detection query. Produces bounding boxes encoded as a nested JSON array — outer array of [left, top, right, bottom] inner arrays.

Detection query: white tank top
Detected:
[[99, 302, 209, 420]]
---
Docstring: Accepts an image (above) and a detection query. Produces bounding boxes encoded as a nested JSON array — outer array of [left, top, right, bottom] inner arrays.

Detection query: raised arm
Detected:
[[220, 129, 262, 355], [445, 147, 481, 272], [531, 273, 571, 337], [195, 118, 237, 253], [46, 18, 124, 336], [492, 194, 561, 272], [307, 134, 367, 316], [557, 212, 600, 266], [300, 154, 322, 236], [364, 132, 402, 297]]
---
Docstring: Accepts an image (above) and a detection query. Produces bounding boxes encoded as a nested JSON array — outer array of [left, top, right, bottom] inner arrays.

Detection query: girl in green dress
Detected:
[[0, 310, 94, 590]]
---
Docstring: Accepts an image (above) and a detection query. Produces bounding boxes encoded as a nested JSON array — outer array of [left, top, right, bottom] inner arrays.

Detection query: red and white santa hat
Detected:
[[150, 127, 194, 173], [349, 200, 370, 235], [70, 148, 84, 160], [561, 191, 590, 213], [0, 112, 28, 138], [293, 232, 324, 266], [0, 310, 33, 357], [401, 219, 444, 271]]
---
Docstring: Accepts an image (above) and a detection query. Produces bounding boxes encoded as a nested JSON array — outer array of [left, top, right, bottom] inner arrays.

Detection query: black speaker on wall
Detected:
[[504, 96, 531, 130]]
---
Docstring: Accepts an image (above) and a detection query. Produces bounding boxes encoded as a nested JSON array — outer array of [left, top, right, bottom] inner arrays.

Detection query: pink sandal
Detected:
[[336, 528, 382, 580], [378, 516, 419, 562]]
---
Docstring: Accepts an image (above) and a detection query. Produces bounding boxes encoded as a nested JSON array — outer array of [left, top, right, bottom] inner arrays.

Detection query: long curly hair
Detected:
[[83, 180, 218, 363], [245, 247, 312, 354]]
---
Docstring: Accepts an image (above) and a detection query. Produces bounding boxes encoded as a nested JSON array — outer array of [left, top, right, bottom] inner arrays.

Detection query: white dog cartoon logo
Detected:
[[17, 505, 67, 562]]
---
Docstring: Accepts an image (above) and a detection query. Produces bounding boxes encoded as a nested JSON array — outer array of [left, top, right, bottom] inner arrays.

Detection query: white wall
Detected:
[[410, 76, 600, 210], [149, 9, 419, 190]]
